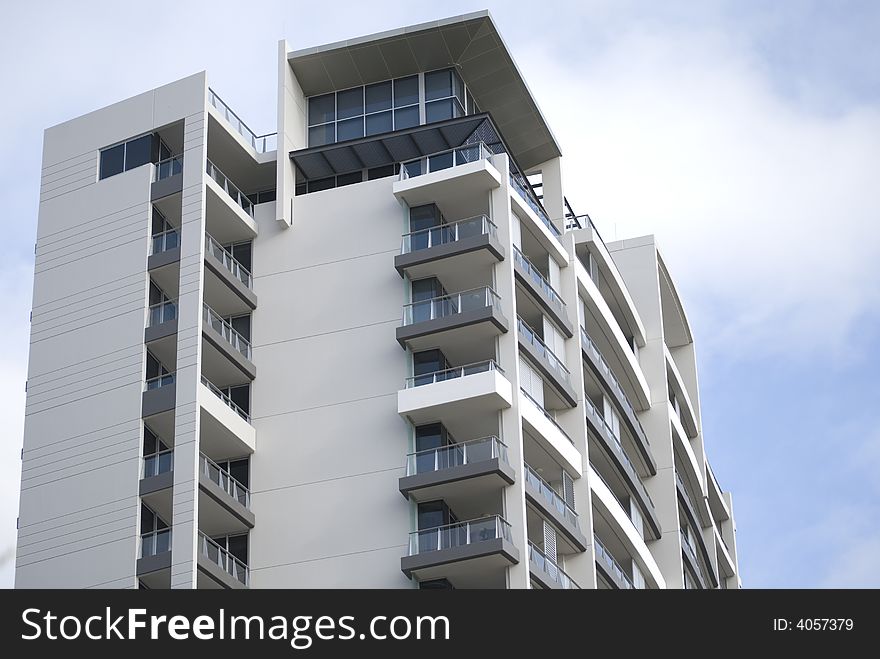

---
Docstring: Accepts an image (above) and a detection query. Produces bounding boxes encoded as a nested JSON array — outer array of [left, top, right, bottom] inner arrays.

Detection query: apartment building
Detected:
[[15, 11, 740, 589]]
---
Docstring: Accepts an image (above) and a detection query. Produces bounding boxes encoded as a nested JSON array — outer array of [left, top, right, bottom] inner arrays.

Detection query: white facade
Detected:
[[15, 11, 740, 590]]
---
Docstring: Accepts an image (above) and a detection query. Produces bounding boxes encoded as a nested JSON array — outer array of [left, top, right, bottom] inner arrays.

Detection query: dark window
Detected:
[[394, 76, 419, 107], [143, 427, 158, 456], [412, 348, 448, 386], [367, 164, 396, 180], [308, 93, 335, 125], [125, 134, 153, 171], [365, 110, 392, 136], [365, 81, 392, 113], [417, 501, 451, 530], [228, 384, 250, 415], [336, 171, 362, 187], [394, 105, 419, 130], [426, 98, 464, 123], [229, 241, 252, 272], [227, 458, 249, 488], [307, 177, 335, 193], [99, 144, 125, 179], [308, 123, 335, 147], [336, 87, 364, 120], [225, 534, 248, 564], [140, 504, 155, 535], [230, 315, 251, 341], [425, 69, 452, 101], [336, 117, 364, 142], [295, 181, 307, 196]]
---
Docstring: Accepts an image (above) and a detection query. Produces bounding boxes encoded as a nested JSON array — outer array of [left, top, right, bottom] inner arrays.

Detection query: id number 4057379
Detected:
[[773, 618, 854, 631]]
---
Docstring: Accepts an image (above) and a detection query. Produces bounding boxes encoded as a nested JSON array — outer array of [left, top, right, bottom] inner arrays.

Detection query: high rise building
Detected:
[[16, 11, 740, 589]]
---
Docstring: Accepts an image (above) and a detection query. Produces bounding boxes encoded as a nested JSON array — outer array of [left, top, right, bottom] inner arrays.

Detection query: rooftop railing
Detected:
[[408, 515, 512, 555], [594, 535, 635, 589], [203, 304, 251, 360], [512, 245, 566, 315], [402, 286, 500, 326], [206, 158, 254, 217], [140, 529, 171, 558], [519, 388, 574, 445], [405, 359, 502, 388], [147, 300, 177, 327], [528, 542, 579, 589], [208, 88, 277, 153], [150, 228, 179, 255], [144, 373, 175, 391], [517, 318, 570, 385], [200, 375, 250, 422], [142, 448, 173, 479], [509, 173, 560, 237], [154, 154, 183, 181], [399, 142, 492, 180], [205, 233, 252, 289], [401, 214, 496, 254], [405, 436, 508, 477], [199, 532, 249, 586], [524, 463, 579, 529], [200, 453, 250, 509]]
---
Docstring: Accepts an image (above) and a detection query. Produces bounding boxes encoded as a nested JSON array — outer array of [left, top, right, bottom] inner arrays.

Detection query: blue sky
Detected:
[[1, 0, 878, 587]]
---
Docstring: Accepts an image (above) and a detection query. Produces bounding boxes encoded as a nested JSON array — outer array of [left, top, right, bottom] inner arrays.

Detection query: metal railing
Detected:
[[206, 158, 254, 217], [594, 535, 635, 589], [517, 318, 570, 385], [528, 542, 579, 589], [509, 173, 560, 236], [203, 304, 251, 360], [524, 463, 579, 529], [205, 233, 252, 289], [154, 154, 183, 181], [201, 375, 250, 422], [399, 142, 493, 180], [408, 515, 512, 555], [140, 529, 171, 557], [580, 326, 649, 445], [143, 448, 173, 478], [147, 300, 177, 327], [402, 286, 500, 325], [512, 245, 566, 314], [405, 436, 507, 477], [200, 453, 250, 508], [519, 388, 574, 444], [199, 532, 249, 586], [208, 88, 277, 153], [401, 214, 496, 254], [405, 359, 502, 388], [150, 228, 179, 255], [144, 373, 175, 391]]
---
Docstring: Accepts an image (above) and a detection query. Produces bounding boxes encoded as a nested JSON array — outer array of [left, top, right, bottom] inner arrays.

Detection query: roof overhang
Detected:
[[287, 10, 561, 171]]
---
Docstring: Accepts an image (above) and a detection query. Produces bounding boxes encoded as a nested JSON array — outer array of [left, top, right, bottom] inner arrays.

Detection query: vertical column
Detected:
[[170, 107, 209, 589]]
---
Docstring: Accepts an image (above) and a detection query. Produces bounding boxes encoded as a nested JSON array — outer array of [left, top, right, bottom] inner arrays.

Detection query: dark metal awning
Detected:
[[290, 113, 506, 180]]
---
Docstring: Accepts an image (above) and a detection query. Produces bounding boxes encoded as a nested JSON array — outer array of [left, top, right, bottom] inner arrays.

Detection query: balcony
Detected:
[[519, 389, 582, 478], [393, 142, 502, 208], [206, 157, 256, 217], [199, 454, 255, 532], [197, 533, 249, 589], [680, 529, 707, 590], [517, 318, 576, 407], [148, 227, 180, 270], [528, 542, 580, 590], [199, 376, 255, 457], [581, 327, 654, 473], [676, 472, 718, 588], [139, 448, 174, 503], [394, 215, 505, 279], [397, 287, 508, 350], [142, 373, 176, 417], [399, 436, 515, 503], [151, 155, 183, 200], [204, 233, 257, 310], [145, 300, 178, 343], [401, 515, 519, 581], [524, 463, 588, 552], [208, 88, 277, 154], [509, 173, 560, 238], [398, 360, 513, 426], [137, 529, 171, 580], [202, 303, 255, 380], [513, 246, 572, 337], [594, 535, 636, 590]]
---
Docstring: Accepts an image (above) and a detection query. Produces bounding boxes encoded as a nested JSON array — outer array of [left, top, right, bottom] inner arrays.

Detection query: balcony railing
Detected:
[[205, 233, 252, 289], [513, 246, 566, 315], [203, 304, 251, 360], [402, 286, 500, 326], [144, 373, 175, 391], [517, 318, 570, 385], [140, 529, 171, 558], [143, 448, 173, 478], [509, 173, 559, 237], [528, 542, 579, 589], [520, 388, 574, 445], [150, 228, 179, 255], [594, 535, 635, 589], [200, 453, 250, 508], [208, 88, 277, 153], [206, 158, 254, 217], [154, 155, 183, 181], [147, 300, 177, 327], [401, 214, 496, 254], [407, 515, 512, 555], [405, 359, 502, 388], [581, 327, 649, 445], [405, 436, 507, 477], [524, 463, 579, 529], [399, 142, 492, 180], [201, 375, 250, 422], [199, 532, 249, 586]]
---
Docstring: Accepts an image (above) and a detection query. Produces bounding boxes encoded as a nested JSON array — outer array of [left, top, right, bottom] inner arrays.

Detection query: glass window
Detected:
[[308, 93, 335, 125], [365, 110, 393, 136], [394, 105, 419, 130], [308, 123, 335, 147], [336, 87, 364, 120], [99, 144, 124, 179], [229, 384, 250, 415], [307, 177, 335, 193], [394, 75, 419, 107], [466, 90, 478, 114], [337, 171, 362, 187], [365, 81, 392, 113], [124, 134, 153, 171], [426, 99, 459, 123], [336, 117, 364, 142], [425, 69, 452, 101], [452, 70, 464, 105], [229, 458, 249, 488], [367, 164, 396, 180]]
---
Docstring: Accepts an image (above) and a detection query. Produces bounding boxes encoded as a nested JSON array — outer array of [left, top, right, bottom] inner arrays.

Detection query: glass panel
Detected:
[[452, 70, 464, 105], [308, 123, 335, 147], [367, 164, 395, 180], [99, 144, 125, 180], [307, 177, 335, 193], [365, 110, 392, 136], [337, 171, 362, 187], [393, 75, 419, 107], [425, 69, 452, 101], [336, 87, 364, 120], [426, 99, 453, 123], [124, 134, 153, 171], [336, 117, 364, 142], [229, 384, 250, 415], [394, 105, 419, 130], [428, 150, 453, 172], [365, 81, 392, 113], [308, 93, 335, 125]]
